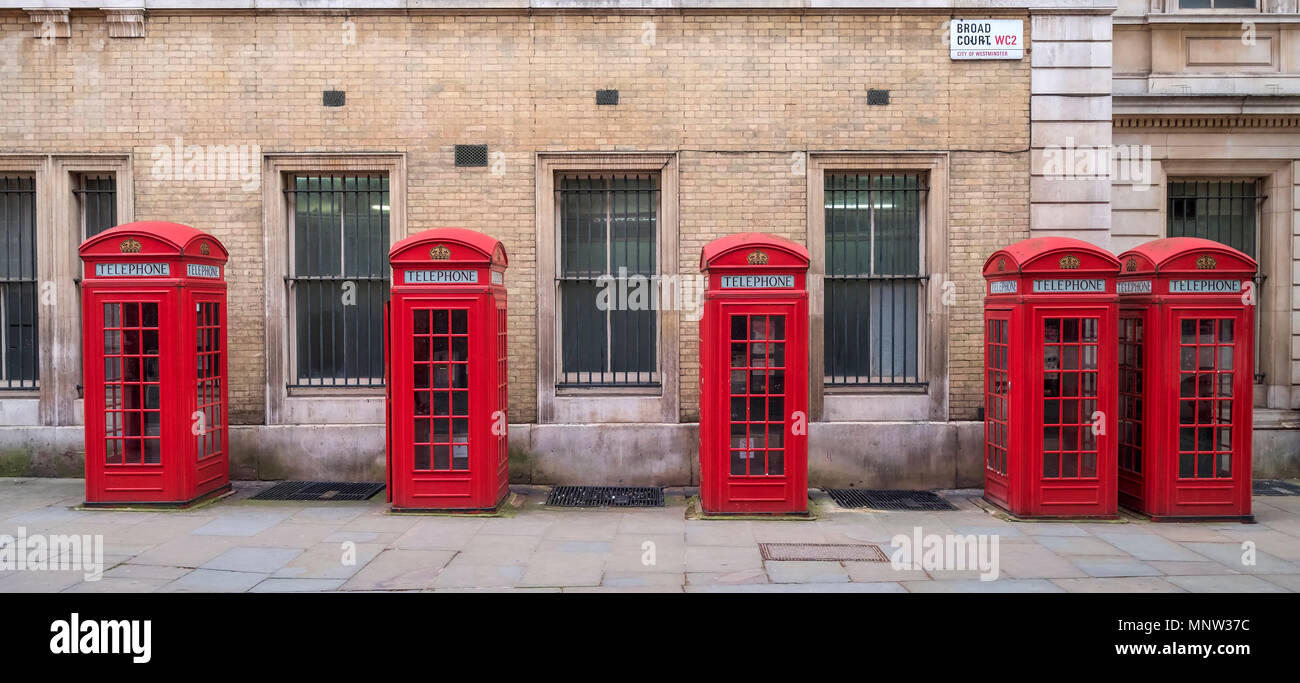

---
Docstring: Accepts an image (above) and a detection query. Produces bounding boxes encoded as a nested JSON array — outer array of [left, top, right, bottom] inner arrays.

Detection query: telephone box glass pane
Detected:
[[727, 313, 786, 477], [1119, 318, 1145, 474], [195, 302, 222, 460], [1175, 318, 1235, 479], [1042, 317, 1100, 479], [984, 318, 1009, 476], [413, 308, 471, 472], [103, 302, 161, 465]]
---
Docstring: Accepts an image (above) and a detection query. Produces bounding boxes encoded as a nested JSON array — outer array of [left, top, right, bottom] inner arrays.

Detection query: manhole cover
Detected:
[[824, 489, 956, 511], [1253, 479, 1300, 496], [759, 543, 888, 562], [250, 481, 385, 502], [545, 486, 664, 508]]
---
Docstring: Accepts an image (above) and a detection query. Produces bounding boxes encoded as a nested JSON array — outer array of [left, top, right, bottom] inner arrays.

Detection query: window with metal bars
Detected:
[[1, 175, 39, 390], [1167, 178, 1264, 382], [556, 173, 659, 388], [285, 174, 390, 388], [1175, 0, 1257, 9], [74, 173, 117, 238], [824, 172, 927, 387]]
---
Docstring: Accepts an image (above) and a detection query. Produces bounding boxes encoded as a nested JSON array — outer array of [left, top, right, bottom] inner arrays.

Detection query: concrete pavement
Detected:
[[2, 478, 1298, 593]]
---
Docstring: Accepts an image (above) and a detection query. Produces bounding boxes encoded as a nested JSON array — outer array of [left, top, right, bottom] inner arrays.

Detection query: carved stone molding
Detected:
[[25, 8, 69, 39], [1115, 115, 1300, 129], [105, 9, 146, 39]]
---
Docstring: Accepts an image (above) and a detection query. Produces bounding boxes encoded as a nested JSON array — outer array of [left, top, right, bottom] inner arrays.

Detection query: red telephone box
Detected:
[[1116, 237, 1255, 522], [699, 234, 809, 515], [983, 237, 1120, 518], [79, 221, 230, 506], [386, 228, 509, 512]]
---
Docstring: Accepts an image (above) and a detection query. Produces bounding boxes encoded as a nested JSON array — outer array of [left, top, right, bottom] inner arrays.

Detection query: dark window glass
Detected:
[[824, 172, 926, 387], [1, 175, 38, 389], [288, 174, 390, 387]]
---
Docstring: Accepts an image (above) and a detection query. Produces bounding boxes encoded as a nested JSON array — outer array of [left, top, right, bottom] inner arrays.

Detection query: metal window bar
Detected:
[[824, 172, 928, 387], [0, 175, 39, 390], [73, 173, 117, 238], [1166, 178, 1265, 383], [555, 172, 660, 388], [284, 174, 390, 388]]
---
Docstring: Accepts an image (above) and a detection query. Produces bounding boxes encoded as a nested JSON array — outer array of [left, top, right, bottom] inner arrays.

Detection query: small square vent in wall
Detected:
[[455, 145, 489, 168], [596, 89, 620, 105], [867, 89, 890, 106], [322, 90, 346, 107]]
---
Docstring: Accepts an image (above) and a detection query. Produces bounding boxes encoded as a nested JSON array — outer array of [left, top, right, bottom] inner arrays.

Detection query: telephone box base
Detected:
[[82, 483, 234, 510], [389, 493, 508, 516], [1125, 509, 1255, 524], [979, 496, 1120, 522]]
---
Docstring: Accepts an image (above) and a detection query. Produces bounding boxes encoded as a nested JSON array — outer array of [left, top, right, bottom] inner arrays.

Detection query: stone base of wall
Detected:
[[3, 421, 1297, 487]]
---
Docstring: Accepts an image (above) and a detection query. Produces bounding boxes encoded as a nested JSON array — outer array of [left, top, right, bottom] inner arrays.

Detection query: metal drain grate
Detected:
[[250, 481, 385, 502], [1253, 479, 1300, 496], [759, 543, 888, 562], [545, 486, 664, 508], [824, 489, 956, 511]]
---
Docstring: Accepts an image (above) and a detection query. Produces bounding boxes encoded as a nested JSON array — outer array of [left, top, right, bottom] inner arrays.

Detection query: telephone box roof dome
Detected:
[[701, 233, 810, 270], [80, 221, 228, 261], [1118, 237, 1256, 273], [983, 236, 1119, 276], [390, 227, 507, 266]]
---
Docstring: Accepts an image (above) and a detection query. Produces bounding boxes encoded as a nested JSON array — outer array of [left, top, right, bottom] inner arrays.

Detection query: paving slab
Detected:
[[686, 568, 769, 586], [1091, 532, 1210, 562], [1165, 574, 1290, 593], [191, 511, 291, 537], [602, 571, 685, 588], [517, 553, 606, 587], [104, 563, 193, 581], [765, 560, 851, 584], [430, 562, 526, 589], [339, 549, 455, 591], [1034, 535, 1127, 556], [159, 569, 266, 593], [844, 560, 928, 583], [1069, 556, 1162, 578], [686, 582, 906, 593], [1052, 577, 1186, 593], [903, 579, 1065, 593], [273, 542, 385, 580], [202, 547, 302, 574], [1180, 542, 1298, 574], [251, 578, 348, 592], [62, 577, 172, 593], [685, 545, 764, 573], [392, 518, 486, 550]]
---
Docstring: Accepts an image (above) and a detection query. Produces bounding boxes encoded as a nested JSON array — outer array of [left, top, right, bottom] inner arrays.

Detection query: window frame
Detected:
[[263, 154, 405, 426], [554, 171, 662, 389], [0, 155, 132, 428], [808, 153, 949, 422], [822, 171, 930, 389], [535, 153, 679, 424], [1170, 0, 1261, 13], [284, 173, 391, 390], [1156, 160, 1289, 410]]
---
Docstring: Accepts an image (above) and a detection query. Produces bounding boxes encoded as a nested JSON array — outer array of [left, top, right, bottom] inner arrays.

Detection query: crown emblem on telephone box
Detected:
[[119, 238, 142, 254], [430, 244, 451, 260], [1058, 254, 1081, 269], [747, 250, 769, 265], [1196, 254, 1217, 270]]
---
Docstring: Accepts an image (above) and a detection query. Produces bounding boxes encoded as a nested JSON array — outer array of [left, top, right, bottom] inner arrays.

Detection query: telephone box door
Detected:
[[1031, 307, 1113, 516], [1166, 308, 1252, 517], [393, 297, 482, 508], [715, 301, 807, 514], [84, 290, 177, 502]]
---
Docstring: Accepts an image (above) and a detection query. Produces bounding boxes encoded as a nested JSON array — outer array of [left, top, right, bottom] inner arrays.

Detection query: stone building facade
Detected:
[[0, 1, 1291, 486]]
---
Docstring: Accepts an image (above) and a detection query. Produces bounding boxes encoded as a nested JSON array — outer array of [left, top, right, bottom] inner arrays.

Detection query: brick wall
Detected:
[[2, 9, 1031, 425]]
